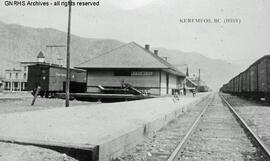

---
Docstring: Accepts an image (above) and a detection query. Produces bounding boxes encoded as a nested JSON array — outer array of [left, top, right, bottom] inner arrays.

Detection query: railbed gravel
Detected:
[[222, 93, 270, 152], [178, 94, 265, 161], [118, 95, 211, 161]]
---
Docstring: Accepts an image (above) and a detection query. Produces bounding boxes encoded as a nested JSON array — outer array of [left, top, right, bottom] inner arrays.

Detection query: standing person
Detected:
[[180, 88, 183, 95], [192, 88, 197, 97]]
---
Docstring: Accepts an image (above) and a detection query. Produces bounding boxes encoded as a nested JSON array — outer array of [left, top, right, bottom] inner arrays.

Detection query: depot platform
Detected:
[[0, 93, 210, 161]]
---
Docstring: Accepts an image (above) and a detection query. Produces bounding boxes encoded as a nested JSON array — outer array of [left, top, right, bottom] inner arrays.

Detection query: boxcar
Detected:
[[221, 55, 270, 102], [258, 57, 270, 92], [239, 73, 243, 93], [246, 69, 250, 92], [257, 56, 270, 100], [235, 76, 240, 93], [237, 74, 241, 93], [249, 63, 258, 92], [27, 63, 87, 97], [229, 80, 233, 92], [242, 71, 247, 92], [232, 78, 236, 93]]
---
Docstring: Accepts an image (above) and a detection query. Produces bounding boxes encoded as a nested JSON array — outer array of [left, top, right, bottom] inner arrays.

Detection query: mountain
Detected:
[[154, 48, 244, 91], [0, 21, 243, 90], [0, 21, 123, 73]]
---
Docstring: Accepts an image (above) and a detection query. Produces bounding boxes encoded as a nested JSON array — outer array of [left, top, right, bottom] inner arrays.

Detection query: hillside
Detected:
[[154, 48, 244, 90], [0, 21, 244, 90], [0, 21, 123, 73]]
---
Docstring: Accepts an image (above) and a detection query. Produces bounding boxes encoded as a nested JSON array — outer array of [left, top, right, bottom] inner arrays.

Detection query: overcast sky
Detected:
[[1, 0, 270, 64]]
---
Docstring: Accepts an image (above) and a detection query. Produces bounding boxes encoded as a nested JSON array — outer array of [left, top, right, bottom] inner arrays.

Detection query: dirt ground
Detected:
[[0, 91, 96, 161], [0, 142, 78, 161], [0, 91, 97, 114], [0, 91, 208, 161]]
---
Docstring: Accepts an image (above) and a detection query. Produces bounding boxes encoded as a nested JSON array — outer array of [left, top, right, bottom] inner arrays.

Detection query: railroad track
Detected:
[[119, 94, 214, 161], [167, 93, 270, 161], [221, 93, 270, 158]]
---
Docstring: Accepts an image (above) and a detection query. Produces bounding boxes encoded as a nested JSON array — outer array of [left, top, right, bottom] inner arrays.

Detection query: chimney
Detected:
[[186, 67, 189, 77], [154, 50, 158, 55], [145, 44, 150, 51]]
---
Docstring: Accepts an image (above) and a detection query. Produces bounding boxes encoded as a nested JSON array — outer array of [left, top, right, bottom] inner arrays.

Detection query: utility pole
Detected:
[[65, 0, 72, 107], [198, 69, 200, 82], [198, 68, 201, 87]]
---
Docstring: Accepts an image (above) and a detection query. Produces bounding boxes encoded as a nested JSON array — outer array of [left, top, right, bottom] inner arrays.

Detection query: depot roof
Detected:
[[76, 42, 185, 77]]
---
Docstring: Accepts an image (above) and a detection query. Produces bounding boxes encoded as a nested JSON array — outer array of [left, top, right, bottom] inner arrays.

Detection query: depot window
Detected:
[[114, 71, 131, 76]]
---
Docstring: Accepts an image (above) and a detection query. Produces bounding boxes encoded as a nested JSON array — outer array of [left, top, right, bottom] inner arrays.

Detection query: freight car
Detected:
[[220, 55, 270, 102], [27, 63, 87, 98]]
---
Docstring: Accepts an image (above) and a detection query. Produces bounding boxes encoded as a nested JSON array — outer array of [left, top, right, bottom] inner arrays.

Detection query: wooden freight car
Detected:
[[27, 63, 86, 97], [249, 63, 258, 93], [221, 55, 270, 102], [241, 70, 250, 97], [257, 56, 270, 101]]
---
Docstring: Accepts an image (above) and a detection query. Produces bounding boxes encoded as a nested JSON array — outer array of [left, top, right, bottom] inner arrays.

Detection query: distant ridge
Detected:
[[0, 21, 124, 73], [154, 48, 243, 90], [0, 21, 244, 90]]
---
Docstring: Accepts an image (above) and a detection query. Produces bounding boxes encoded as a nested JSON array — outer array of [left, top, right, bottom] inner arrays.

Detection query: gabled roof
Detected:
[[186, 77, 198, 86], [76, 42, 185, 76], [37, 51, 45, 58]]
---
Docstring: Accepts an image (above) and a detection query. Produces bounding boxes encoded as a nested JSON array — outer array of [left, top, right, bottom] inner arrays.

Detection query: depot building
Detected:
[[76, 42, 186, 96]]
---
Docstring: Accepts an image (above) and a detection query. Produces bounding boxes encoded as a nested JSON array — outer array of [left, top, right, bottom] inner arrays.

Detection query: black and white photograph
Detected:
[[0, 0, 270, 160]]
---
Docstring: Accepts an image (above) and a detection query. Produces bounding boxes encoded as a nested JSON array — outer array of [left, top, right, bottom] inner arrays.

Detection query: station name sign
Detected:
[[56, 73, 67, 77], [131, 71, 153, 76]]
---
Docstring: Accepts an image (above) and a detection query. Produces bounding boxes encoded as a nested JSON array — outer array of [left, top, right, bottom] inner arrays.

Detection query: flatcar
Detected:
[[27, 63, 86, 97], [220, 55, 270, 102]]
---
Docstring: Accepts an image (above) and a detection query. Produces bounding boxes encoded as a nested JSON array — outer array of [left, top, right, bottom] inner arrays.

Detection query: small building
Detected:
[[193, 79, 209, 92], [76, 42, 186, 96], [185, 77, 197, 90], [3, 67, 28, 91], [185, 75, 209, 92], [3, 51, 46, 91]]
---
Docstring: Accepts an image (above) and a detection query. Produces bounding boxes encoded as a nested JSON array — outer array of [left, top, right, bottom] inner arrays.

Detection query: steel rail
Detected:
[[167, 93, 214, 161], [220, 93, 270, 159]]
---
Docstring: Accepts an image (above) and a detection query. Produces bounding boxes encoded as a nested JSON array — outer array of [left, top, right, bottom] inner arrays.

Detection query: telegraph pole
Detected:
[[198, 69, 200, 82], [65, 0, 72, 107], [198, 68, 201, 88]]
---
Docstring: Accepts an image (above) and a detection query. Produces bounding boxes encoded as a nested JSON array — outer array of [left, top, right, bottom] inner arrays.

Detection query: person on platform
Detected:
[[192, 88, 197, 97]]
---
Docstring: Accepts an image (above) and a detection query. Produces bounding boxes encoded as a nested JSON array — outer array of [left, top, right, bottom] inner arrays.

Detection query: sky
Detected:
[[0, 0, 270, 65]]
